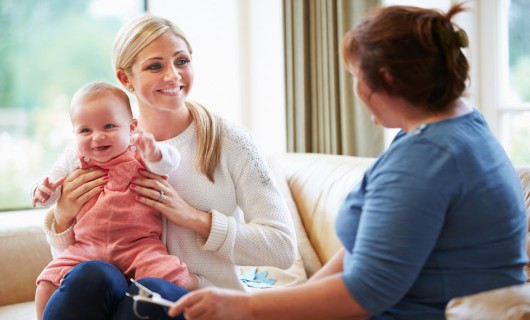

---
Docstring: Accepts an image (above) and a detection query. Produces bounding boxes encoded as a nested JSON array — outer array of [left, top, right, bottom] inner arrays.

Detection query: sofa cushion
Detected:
[[445, 283, 530, 320], [274, 153, 375, 264], [0, 301, 36, 320], [269, 154, 323, 277], [0, 210, 51, 307], [515, 166, 530, 280]]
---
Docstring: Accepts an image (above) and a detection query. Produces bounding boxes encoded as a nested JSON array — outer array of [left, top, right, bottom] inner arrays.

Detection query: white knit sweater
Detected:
[[44, 119, 297, 291]]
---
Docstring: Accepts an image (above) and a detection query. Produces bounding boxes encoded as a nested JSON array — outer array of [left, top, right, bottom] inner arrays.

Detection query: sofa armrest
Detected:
[[445, 283, 530, 320], [0, 210, 52, 306]]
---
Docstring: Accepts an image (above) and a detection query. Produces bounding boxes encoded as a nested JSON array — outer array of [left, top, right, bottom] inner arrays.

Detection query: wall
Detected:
[[148, 0, 286, 155]]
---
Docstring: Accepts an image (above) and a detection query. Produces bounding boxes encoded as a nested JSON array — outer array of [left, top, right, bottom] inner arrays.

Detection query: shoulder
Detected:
[[219, 119, 272, 183], [220, 118, 262, 157], [221, 118, 254, 147], [60, 145, 81, 167], [374, 132, 459, 184]]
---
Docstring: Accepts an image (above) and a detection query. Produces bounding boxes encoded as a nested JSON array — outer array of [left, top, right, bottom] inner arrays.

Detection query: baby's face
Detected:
[[70, 94, 133, 163]]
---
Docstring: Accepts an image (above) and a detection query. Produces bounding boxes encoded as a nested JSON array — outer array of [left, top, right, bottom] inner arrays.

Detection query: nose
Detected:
[[93, 131, 106, 141], [163, 66, 182, 82]]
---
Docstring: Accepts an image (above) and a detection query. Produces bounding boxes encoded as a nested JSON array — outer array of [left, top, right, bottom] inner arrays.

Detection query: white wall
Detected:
[[148, 0, 286, 155]]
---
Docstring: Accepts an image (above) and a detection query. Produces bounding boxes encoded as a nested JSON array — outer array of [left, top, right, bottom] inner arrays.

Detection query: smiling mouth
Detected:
[[158, 86, 184, 94], [92, 146, 111, 152]]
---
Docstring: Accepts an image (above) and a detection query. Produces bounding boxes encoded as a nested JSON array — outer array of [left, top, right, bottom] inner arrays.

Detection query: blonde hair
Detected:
[[113, 14, 223, 182], [70, 81, 132, 117]]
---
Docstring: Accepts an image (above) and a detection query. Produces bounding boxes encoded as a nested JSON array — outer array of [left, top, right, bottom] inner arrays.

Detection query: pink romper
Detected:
[[37, 148, 190, 287]]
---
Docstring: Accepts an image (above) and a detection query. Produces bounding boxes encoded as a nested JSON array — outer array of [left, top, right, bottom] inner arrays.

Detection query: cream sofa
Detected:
[[1, 153, 529, 319]]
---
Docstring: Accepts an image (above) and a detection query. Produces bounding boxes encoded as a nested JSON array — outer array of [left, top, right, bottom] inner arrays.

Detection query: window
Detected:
[[0, 0, 144, 211], [477, 0, 530, 165], [500, 0, 530, 164], [148, 0, 286, 156]]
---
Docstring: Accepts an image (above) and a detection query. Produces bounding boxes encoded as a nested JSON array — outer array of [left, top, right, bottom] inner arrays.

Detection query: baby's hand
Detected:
[[182, 273, 201, 291], [131, 130, 162, 163], [32, 177, 65, 207]]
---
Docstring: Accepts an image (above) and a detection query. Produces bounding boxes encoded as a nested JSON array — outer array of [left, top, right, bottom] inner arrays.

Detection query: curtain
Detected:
[[284, 0, 383, 157]]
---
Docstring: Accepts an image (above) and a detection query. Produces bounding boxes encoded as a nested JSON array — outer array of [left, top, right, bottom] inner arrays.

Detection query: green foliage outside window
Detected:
[[0, 0, 143, 210], [509, 0, 530, 102], [506, 0, 530, 165]]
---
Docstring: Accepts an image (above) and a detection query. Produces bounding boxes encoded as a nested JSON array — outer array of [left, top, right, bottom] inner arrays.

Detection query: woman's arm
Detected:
[[308, 247, 345, 282], [130, 169, 213, 237], [43, 167, 108, 253], [54, 167, 108, 232], [168, 273, 370, 320], [211, 128, 296, 268], [131, 126, 297, 269]]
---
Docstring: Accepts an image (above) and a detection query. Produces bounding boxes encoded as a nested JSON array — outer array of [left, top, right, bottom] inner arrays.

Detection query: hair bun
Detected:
[[454, 28, 469, 48]]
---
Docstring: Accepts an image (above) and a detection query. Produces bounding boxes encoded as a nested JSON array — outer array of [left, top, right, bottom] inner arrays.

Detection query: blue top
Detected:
[[336, 109, 528, 319]]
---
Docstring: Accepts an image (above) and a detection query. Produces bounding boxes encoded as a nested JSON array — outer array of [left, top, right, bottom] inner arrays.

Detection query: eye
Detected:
[[79, 128, 91, 134], [146, 63, 162, 71], [104, 124, 116, 129], [175, 58, 190, 66]]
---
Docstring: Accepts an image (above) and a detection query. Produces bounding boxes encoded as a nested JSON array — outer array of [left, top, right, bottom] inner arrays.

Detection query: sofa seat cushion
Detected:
[[0, 301, 36, 320], [445, 283, 530, 320]]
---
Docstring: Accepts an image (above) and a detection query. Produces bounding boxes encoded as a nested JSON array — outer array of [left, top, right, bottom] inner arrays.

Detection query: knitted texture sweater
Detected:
[[44, 119, 297, 290]]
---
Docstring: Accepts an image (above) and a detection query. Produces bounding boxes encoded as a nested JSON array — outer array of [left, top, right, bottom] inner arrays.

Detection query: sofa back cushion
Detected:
[[276, 153, 530, 281], [275, 153, 375, 265], [515, 166, 530, 280]]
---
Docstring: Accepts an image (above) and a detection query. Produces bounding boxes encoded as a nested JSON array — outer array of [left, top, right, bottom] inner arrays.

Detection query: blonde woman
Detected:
[[41, 14, 296, 320]]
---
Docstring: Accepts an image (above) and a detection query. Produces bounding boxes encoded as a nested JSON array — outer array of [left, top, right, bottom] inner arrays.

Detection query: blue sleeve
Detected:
[[341, 141, 460, 314]]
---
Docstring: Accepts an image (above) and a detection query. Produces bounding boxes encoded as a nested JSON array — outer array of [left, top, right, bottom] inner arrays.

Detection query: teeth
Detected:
[[160, 88, 179, 94]]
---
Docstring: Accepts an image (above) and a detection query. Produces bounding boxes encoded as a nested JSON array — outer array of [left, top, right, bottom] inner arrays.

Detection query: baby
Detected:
[[32, 81, 198, 319]]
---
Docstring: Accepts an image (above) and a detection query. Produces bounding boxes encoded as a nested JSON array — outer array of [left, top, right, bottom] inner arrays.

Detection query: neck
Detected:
[[403, 99, 471, 132], [138, 105, 192, 141]]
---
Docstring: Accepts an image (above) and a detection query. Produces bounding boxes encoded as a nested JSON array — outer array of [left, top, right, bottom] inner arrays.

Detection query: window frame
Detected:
[[479, 0, 530, 161]]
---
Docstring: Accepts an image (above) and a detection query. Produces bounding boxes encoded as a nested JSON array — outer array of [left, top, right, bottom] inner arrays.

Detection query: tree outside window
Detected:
[[0, 0, 144, 210]]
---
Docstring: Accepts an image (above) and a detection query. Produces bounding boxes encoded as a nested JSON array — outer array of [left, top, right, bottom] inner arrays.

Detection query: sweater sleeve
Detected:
[[43, 207, 76, 256], [197, 126, 297, 270], [36, 147, 79, 254], [31, 147, 79, 208]]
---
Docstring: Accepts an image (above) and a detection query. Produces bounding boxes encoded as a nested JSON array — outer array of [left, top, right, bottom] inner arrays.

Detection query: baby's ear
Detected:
[[130, 119, 138, 132]]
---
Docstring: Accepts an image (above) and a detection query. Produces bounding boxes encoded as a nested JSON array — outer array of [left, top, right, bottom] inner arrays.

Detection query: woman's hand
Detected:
[[54, 167, 108, 232], [131, 169, 212, 237], [168, 288, 253, 320]]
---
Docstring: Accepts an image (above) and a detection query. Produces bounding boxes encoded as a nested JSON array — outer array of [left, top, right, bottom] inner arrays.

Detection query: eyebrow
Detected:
[[140, 51, 188, 65]]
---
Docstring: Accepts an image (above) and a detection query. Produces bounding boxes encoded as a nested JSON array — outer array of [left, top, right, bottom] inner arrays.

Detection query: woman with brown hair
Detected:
[[169, 4, 528, 319]]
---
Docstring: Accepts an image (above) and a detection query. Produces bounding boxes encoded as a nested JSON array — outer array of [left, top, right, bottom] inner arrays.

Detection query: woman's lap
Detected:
[[43, 261, 188, 320]]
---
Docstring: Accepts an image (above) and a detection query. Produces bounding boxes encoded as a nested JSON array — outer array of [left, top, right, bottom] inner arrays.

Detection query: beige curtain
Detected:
[[284, 0, 384, 157]]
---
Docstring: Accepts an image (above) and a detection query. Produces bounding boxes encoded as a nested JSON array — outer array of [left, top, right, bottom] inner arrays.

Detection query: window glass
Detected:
[[0, 0, 144, 211], [508, 0, 530, 103], [502, 0, 530, 165]]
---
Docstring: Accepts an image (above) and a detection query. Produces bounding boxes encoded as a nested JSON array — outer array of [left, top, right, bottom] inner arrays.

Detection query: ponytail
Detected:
[[186, 101, 223, 182]]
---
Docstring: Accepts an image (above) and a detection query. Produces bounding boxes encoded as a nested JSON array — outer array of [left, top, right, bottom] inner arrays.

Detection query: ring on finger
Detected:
[[157, 190, 165, 202]]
